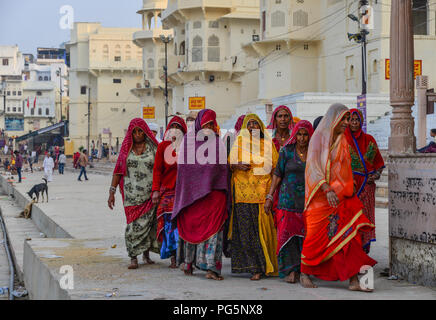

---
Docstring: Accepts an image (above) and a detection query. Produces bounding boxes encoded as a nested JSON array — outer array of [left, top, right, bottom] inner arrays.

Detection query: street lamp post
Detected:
[[160, 35, 172, 128]]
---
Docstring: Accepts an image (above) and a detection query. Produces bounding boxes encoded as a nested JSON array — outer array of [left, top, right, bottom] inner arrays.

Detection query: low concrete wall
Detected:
[[0, 175, 72, 239], [23, 240, 70, 300]]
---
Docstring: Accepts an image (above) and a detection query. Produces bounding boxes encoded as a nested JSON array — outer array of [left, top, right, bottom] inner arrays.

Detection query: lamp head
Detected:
[[348, 14, 359, 22]]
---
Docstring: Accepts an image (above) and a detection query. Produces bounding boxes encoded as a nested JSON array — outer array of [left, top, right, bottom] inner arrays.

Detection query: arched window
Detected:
[[271, 11, 285, 27], [103, 45, 109, 60], [180, 41, 185, 55], [192, 36, 203, 62], [293, 10, 308, 27], [125, 45, 131, 60], [115, 45, 121, 60], [38, 108, 42, 115], [44, 76, 48, 81], [46, 108, 49, 115], [208, 35, 220, 62], [38, 76, 43, 81], [147, 58, 154, 79]]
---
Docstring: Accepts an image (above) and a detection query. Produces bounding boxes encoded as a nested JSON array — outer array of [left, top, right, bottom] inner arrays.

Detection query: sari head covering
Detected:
[[234, 115, 246, 134], [228, 113, 279, 276], [171, 109, 230, 242], [163, 116, 187, 143], [286, 120, 314, 146], [293, 117, 301, 123], [114, 118, 158, 224], [304, 103, 350, 209], [345, 108, 385, 196], [267, 105, 294, 130]]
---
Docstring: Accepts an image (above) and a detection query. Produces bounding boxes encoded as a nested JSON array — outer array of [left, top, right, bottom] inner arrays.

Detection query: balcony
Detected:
[[89, 60, 142, 71], [163, 0, 232, 21], [133, 29, 173, 48]]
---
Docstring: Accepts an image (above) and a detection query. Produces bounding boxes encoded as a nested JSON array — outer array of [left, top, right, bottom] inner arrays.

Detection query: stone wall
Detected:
[[389, 155, 436, 287]]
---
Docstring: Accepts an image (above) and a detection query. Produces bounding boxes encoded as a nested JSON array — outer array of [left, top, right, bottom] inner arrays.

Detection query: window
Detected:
[[80, 86, 87, 95], [413, 0, 428, 35], [209, 21, 219, 29], [193, 21, 202, 29], [192, 36, 203, 62], [18, 91, 21, 96], [304, 44, 309, 50], [276, 44, 281, 51], [38, 108, 42, 115], [208, 35, 220, 62], [114, 56, 121, 62], [46, 108, 49, 115], [294, 10, 309, 27], [44, 76, 48, 81], [7, 91, 10, 96], [147, 58, 154, 79], [39, 76, 43, 81], [18, 107, 21, 112], [276, 0, 282, 3], [180, 41, 186, 55], [37, 91, 42, 96], [113, 79, 122, 84], [13, 107, 16, 112], [31, 108, 34, 115], [277, 71, 282, 77], [2, 59, 8, 66], [271, 11, 285, 27]]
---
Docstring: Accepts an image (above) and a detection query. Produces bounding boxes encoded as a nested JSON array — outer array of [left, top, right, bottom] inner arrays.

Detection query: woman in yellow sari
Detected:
[[301, 103, 376, 292], [228, 114, 279, 281]]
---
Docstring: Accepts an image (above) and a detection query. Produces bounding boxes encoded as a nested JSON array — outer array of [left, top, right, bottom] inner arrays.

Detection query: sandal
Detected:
[[206, 271, 224, 281], [128, 258, 139, 270]]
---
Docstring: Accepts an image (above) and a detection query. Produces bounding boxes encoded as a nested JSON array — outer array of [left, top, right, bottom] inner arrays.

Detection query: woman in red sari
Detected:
[[108, 118, 160, 269], [345, 109, 385, 253], [301, 103, 376, 292], [152, 116, 187, 268], [267, 105, 295, 152]]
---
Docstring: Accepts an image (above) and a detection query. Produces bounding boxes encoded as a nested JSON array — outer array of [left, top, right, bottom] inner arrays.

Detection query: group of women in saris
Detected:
[[107, 102, 384, 291]]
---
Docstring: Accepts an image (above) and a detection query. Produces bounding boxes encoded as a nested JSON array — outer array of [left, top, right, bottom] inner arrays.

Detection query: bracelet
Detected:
[[266, 194, 274, 201], [109, 186, 116, 193], [323, 187, 333, 194]]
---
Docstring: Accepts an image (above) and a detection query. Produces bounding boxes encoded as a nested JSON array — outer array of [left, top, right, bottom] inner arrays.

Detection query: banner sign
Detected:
[[357, 94, 367, 133], [385, 59, 422, 80], [189, 97, 206, 110], [143, 106, 155, 119], [5, 118, 24, 131]]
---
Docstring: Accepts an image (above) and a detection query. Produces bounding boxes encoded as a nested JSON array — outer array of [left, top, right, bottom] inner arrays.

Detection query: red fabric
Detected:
[[200, 109, 218, 129], [113, 118, 159, 224], [359, 183, 376, 251], [152, 141, 177, 192], [163, 116, 187, 139], [156, 188, 175, 242], [301, 236, 376, 281], [276, 209, 305, 255], [345, 108, 385, 191], [177, 190, 227, 244], [285, 120, 314, 146], [234, 115, 246, 134]]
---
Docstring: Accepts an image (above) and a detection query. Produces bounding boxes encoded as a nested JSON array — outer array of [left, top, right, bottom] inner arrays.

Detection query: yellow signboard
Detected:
[[143, 106, 155, 119], [189, 97, 206, 110], [385, 59, 422, 80]]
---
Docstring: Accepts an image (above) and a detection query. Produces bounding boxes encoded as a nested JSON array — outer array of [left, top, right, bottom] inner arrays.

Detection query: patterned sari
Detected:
[[301, 104, 377, 281], [345, 109, 385, 252], [228, 114, 279, 276]]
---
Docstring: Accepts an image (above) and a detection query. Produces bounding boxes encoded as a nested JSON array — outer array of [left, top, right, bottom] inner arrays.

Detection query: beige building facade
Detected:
[[67, 23, 143, 150]]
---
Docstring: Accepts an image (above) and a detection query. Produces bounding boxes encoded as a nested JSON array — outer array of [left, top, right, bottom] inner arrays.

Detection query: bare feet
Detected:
[[206, 271, 224, 281], [300, 273, 318, 288], [285, 271, 300, 284], [349, 275, 373, 292], [250, 273, 263, 281], [169, 256, 177, 269], [184, 263, 194, 276], [142, 251, 155, 265], [128, 258, 139, 270]]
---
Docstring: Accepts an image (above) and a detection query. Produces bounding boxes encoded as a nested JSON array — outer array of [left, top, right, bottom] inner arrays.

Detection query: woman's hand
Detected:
[[264, 198, 273, 214], [326, 190, 339, 208], [108, 193, 115, 210], [367, 172, 381, 184], [152, 191, 160, 206]]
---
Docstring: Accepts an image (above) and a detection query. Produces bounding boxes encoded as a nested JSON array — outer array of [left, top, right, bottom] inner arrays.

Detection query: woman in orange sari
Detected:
[[301, 103, 376, 292]]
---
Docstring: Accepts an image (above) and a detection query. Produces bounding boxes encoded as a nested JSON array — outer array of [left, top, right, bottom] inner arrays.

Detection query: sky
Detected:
[[0, 0, 143, 54]]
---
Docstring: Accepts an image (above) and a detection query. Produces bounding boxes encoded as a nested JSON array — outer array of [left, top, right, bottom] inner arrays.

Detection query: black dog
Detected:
[[27, 178, 48, 203]]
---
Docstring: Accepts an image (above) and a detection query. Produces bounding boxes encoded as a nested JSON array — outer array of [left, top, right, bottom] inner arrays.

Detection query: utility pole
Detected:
[[160, 35, 172, 128], [57, 67, 63, 122], [87, 87, 91, 154]]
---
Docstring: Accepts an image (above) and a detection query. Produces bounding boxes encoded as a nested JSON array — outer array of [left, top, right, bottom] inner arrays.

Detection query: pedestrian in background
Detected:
[[229, 114, 279, 281], [58, 151, 66, 175], [43, 152, 54, 182], [27, 152, 33, 173], [77, 150, 89, 181], [14, 150, 23, 183], [108, 118, 160, 270]]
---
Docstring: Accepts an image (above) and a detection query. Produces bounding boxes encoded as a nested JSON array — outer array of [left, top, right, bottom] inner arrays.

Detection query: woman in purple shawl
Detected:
[[172, 109, 230, 280]]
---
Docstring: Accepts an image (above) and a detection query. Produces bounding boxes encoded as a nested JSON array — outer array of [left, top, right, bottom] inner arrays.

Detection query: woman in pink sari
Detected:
[[108, 118, 160, 269]]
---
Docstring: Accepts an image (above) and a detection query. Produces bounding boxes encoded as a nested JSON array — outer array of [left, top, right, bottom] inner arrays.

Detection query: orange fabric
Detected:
[[301, 104, 376, 279]]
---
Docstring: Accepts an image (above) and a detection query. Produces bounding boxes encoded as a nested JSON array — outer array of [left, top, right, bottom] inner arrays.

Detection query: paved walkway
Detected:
[[1, 166, 435, 300], [0, 211, 10, 300]]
